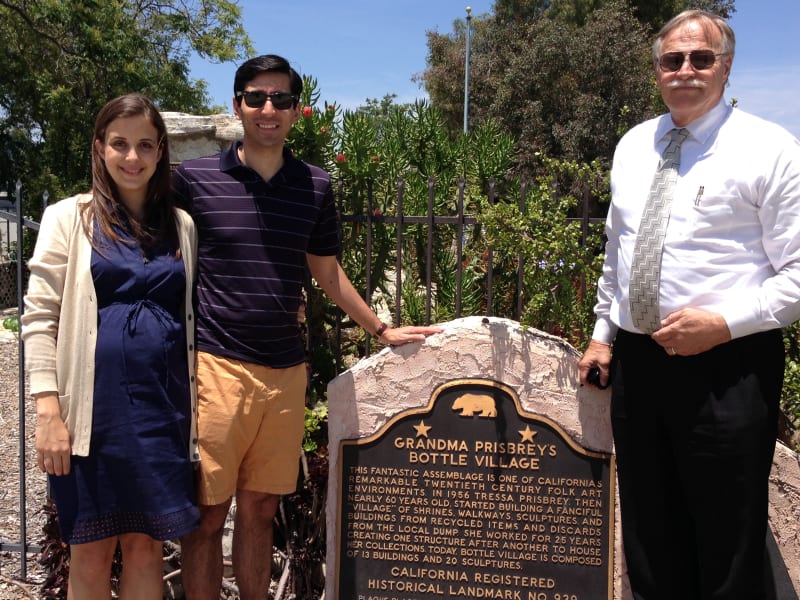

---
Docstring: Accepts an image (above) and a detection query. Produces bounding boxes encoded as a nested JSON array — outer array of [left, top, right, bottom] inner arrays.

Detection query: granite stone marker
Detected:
[[326, 317, 620, 600]]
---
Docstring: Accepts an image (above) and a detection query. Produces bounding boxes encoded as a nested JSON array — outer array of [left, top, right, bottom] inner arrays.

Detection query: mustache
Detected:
[[666, 79, 707, 88]]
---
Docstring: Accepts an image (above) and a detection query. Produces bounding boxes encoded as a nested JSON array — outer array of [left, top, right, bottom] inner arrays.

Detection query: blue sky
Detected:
[[189, 0, 800, 138]]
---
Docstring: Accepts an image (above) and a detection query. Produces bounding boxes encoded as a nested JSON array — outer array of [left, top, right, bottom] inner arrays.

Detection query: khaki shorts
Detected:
[[195, 351, 307, 505]]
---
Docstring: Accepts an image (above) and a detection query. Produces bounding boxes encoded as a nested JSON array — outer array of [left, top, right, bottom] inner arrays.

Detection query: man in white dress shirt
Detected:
[[579, 9, 800, 600]]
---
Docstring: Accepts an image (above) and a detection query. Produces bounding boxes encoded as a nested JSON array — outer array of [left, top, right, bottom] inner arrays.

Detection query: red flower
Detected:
[[327, 104, 336, 112], [302, 106, 313, 118], [373, 208, 383, 217], [335, 153, 347, 163], [319, 126, 329, 134]]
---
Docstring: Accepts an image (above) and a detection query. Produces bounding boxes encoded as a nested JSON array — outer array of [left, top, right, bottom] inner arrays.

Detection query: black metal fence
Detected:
[[332, 177, 602, 365], [0, 181, 42, 582], [0, 178, 603, 585]]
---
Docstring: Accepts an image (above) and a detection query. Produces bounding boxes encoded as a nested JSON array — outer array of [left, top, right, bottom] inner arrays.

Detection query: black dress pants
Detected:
[[610, 329, 783, 600]]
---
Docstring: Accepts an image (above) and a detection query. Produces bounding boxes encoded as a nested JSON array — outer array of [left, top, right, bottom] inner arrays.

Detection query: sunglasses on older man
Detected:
[[236, 90, 297, 110], [658, 50, 727, 72]]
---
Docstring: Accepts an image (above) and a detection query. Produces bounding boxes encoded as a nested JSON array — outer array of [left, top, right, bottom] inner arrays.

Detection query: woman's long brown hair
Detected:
[[82, 93, 178, 254]]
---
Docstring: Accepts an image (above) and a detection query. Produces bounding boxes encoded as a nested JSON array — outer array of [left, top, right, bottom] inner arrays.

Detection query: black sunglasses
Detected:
[[235, 90, 297, 110], [658, 50, 726, 73]]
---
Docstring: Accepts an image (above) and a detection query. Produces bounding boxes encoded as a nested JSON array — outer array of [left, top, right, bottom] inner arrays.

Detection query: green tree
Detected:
[[0, 0, 253, 214], [493, 0, 736, 29], [628, 0, 735, 31], [424, 0, 657, 171], [423, 0, 736, 172], [355, 93, 401, 118]]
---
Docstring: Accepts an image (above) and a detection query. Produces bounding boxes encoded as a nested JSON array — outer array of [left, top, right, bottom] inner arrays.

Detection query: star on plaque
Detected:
[[518, 425, 537, 443], [414, 420, 432, 438]]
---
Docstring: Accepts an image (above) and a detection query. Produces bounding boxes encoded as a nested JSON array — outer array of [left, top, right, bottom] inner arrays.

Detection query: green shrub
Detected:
[[3, 315, 19, 332]]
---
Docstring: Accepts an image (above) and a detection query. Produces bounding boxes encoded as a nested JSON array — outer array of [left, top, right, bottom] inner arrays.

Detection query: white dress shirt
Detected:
[[592, 98, 800, 344]]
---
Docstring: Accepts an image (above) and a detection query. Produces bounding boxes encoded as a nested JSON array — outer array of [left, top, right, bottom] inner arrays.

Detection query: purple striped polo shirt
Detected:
[[172, 143, 339, 368]]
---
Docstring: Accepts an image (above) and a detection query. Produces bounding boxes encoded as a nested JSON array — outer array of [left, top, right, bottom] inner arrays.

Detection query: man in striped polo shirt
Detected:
[[172, 54, 442, 600]]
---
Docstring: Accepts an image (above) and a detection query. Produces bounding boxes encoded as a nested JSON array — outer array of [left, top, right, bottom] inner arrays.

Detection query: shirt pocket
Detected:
[[689, 193, 738, 236]]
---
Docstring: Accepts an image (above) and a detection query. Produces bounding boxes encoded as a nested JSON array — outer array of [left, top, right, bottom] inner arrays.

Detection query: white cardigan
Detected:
[[21, 193, 199, 460]]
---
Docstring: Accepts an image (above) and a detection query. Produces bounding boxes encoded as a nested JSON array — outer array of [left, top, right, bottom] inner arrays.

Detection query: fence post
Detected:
[[516, 181, 528, 320], [364, 180, 375, 356], [393, 178, 403, 325], [456, 179, 466, 318], [333, 178, 344, 374], [486, 180, 496, 316], [580, 188, 591, 344], [15, 179, 28, 580], [425, 178, 434, 324]]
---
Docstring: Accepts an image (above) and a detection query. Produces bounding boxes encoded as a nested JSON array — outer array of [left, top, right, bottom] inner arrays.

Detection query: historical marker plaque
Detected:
[[337, 378, 614, 600]]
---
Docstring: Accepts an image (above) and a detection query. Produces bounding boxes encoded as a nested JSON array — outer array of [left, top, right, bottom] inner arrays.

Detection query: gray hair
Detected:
[[652, 10, 736, 64]]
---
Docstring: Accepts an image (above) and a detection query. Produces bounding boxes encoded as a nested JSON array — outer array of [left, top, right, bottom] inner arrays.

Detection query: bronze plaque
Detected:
[[337, 379, 614, 600]]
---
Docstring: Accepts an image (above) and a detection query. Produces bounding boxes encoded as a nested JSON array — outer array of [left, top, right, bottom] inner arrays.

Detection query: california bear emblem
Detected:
[[451, 393, 497, 417]]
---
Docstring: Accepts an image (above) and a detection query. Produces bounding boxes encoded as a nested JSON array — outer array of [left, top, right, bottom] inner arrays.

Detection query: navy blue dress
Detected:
[[50, 226, 199, 544]]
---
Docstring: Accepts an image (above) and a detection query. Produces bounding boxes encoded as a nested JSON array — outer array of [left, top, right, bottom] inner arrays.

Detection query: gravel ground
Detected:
[[0, 309, 48, 599]]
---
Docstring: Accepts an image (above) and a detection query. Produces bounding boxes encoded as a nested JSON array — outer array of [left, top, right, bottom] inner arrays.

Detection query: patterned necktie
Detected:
[[628, 127, 690, 333]]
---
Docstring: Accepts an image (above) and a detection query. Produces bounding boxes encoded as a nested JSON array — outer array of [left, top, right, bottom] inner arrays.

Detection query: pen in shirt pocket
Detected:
[[694, 185, 704, 206]]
